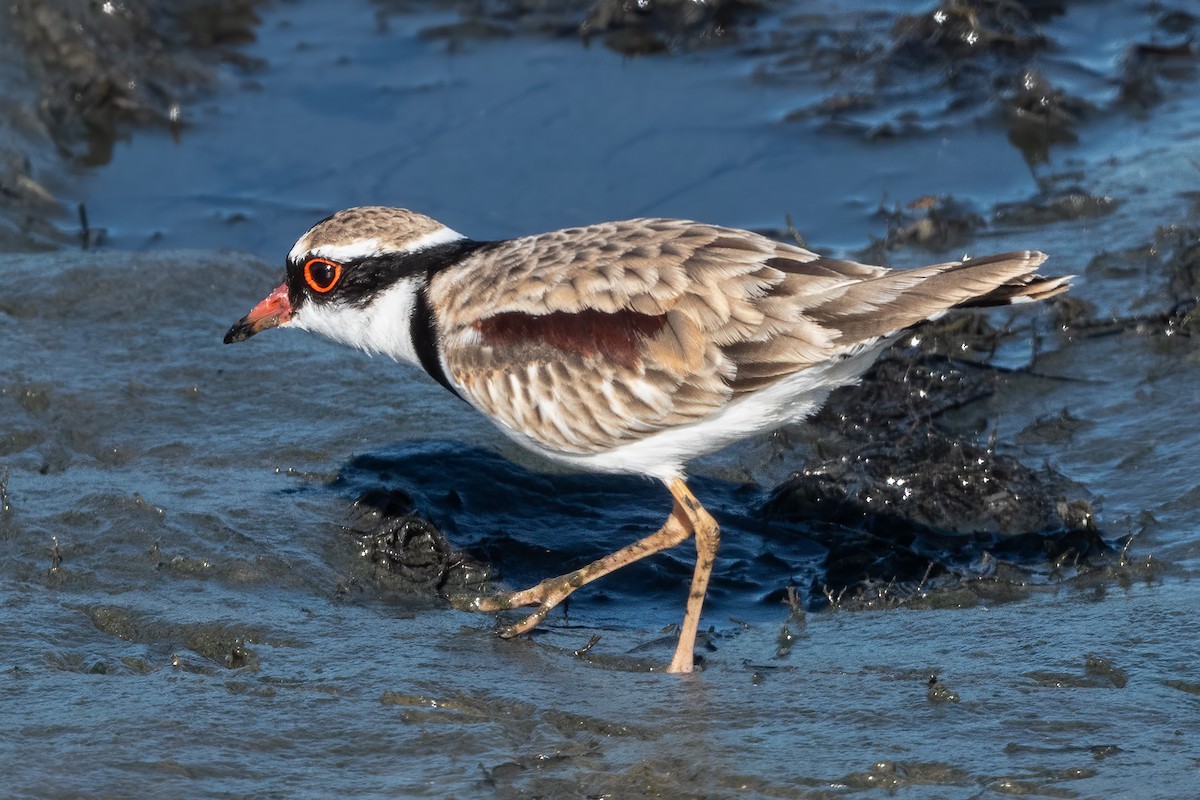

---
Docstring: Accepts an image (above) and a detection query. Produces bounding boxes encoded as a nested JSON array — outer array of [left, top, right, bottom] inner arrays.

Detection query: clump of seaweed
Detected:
[[340, 486, 493, 598]]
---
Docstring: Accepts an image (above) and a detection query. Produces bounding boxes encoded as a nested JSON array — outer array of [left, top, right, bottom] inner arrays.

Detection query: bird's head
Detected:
[[224, 206, 466, 360]]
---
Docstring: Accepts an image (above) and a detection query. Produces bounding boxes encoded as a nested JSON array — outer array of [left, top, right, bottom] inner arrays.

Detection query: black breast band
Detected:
[[402, 239, 496, 403], [411, 282, 464, 402]]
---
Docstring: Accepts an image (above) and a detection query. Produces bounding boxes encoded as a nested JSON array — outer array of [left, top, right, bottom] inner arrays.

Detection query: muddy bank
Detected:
[[0, 0, 269, 248], [12, 0, 269, 154]]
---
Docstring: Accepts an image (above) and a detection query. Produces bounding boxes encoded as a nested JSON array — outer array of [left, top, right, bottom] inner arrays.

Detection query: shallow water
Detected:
[[2, 0, 1199, 797], [72, 2, 1046, 253]]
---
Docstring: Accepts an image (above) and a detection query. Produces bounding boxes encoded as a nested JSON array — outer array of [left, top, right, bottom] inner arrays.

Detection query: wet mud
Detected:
[[12, 0, 265, 155], [0, 0, 267, 247], [2, 0, 1199, 798]]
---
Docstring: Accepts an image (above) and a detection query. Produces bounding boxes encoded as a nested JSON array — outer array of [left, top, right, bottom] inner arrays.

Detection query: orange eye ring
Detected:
[[303, 258, 342, 294]]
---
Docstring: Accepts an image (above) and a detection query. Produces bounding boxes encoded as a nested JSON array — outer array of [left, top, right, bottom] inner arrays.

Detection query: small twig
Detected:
[[783, 213, 808, 248], [573, 634, 601, 658], [49, 536, 62, 573], [781, 585, 806, 618], [914, 561, 935, 595], [1118, 528, 1141, 568], [78, 203, 90, 251], [822, 584, 847, 610]]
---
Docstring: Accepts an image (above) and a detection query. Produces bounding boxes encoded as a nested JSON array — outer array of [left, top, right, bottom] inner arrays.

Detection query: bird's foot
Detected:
[[450, 575, 577, 637]]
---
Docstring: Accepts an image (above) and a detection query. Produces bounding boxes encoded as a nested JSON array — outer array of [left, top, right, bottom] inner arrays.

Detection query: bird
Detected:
[[225, 206, 1069, 673]]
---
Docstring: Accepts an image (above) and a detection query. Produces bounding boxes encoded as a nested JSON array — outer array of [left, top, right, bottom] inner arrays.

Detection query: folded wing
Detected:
[[431, 219, 1063, 455]]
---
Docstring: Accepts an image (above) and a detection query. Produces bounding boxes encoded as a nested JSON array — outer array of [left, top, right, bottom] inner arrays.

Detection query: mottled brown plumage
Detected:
[[428, 218, 1063, 457]]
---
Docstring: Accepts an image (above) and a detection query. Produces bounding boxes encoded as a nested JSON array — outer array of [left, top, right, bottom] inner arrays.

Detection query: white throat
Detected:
[[289, 276, 424, 365]]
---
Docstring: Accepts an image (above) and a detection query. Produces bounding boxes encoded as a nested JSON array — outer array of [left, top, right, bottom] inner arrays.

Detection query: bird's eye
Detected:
[[303, 258, 342, 294]]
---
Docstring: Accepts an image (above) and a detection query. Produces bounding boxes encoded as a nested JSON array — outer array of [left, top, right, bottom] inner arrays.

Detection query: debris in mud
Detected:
[[0, 148, 61, 216], [993, 185, 1119, 227], [48, 535, 63, 574], [1066, 225, 1199, 338], [1160, 226, 1200, 323], [0, 468, 11, 515], [927, 674, 961, 704], [580, 0, 763, 55], [861, 195, 986, 257], [1025, 653, 1129, 689], [1003, 69, 1092, 166], [340, 487, 493, 598], [890, 1, 1051, 65], [839, 760, 972, 792], [403, 0, 764, 54], [11, 0, 268, 162], [1117, 19, 1198, 110], [762, 323, 1107, 610], [83, 604, 264, 670], [774, 624, 798, 659]]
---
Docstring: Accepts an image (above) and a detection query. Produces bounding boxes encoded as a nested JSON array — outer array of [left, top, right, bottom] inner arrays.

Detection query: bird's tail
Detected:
[[943, 251, 1072, 308], [807, 250, 1070, 345]]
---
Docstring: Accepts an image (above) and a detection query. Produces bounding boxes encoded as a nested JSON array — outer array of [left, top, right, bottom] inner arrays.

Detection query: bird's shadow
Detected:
[[305, 438, 1115, 618], [318, 440, 824, 618]]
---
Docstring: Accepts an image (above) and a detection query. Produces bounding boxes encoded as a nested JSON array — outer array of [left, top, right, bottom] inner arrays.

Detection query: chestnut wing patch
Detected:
[[473, 309, 668, 370]]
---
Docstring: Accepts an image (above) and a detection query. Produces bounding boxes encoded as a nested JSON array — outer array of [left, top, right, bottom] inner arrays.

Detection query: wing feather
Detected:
[[430, 220, 1060, 455]]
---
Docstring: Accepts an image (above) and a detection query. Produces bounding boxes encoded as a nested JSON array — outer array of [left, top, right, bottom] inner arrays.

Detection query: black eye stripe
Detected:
[[286, 240, 496, 307]]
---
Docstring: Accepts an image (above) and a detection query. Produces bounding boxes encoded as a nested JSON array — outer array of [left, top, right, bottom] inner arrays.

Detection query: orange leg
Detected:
[[457, 477, 721, 674], [464, 491, 693, 637], [664, 478, 720, 674]]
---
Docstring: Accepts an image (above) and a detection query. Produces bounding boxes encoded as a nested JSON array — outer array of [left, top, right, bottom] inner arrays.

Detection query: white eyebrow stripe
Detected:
[[293, 237, 382, 264], [400, 226, 466, 252], [288, 229, 319, 262], [286, 226, 466, 264]]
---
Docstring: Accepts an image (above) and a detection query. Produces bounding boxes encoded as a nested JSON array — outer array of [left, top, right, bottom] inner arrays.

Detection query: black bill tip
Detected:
[[224, 318, 254, 344]]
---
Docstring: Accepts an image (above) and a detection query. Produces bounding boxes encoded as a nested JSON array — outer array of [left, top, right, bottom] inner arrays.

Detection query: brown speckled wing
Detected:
[[429, 219, 1061, 455], [429, 219, 878, 454]]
